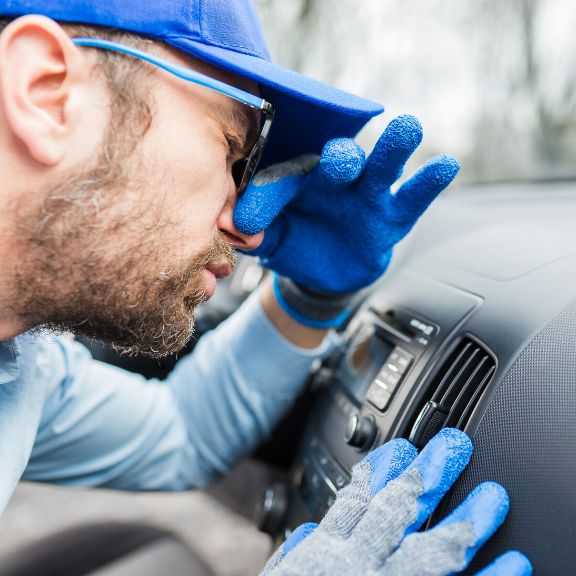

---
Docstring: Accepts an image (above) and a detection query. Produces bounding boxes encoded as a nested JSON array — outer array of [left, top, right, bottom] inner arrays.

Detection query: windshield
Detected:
[[256, 0, 576, 184]]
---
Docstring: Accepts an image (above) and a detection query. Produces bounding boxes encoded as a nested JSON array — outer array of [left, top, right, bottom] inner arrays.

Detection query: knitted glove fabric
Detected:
[[260, 429, 532, 576], [234, 114, 460, 294]]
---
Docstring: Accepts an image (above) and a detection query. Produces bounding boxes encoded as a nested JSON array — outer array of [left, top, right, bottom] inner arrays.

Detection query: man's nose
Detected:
[[217, 198, 264, 251]]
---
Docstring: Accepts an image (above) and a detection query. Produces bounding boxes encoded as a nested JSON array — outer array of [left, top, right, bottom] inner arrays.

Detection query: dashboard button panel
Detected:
[[367, 346, 414, 412]]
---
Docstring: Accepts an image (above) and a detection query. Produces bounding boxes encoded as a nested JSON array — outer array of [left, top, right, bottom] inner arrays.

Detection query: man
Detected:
[[0, 0, 531, 575]]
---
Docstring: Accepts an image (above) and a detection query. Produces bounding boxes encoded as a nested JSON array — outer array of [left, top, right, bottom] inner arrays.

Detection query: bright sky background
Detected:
[[256, 0, 576, 183]]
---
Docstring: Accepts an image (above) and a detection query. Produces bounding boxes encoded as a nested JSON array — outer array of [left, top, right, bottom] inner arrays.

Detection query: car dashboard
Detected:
[[258, 181, 576, 575]]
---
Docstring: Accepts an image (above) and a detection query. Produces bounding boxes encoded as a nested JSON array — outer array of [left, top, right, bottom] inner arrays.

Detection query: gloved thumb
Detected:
[[233, 155, 318, 235]]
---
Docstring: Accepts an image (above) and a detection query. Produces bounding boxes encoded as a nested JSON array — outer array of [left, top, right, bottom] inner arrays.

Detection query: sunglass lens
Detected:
[[232, 158, 249, 191]]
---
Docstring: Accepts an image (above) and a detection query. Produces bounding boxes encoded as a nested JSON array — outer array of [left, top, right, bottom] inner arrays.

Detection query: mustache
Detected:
[[168, 232, 237, 288], [194, 232, 237, 273]]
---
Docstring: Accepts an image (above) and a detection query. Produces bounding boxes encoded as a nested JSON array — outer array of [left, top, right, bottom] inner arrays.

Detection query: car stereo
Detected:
[[336, 307, 436, 419], [285, 302, 445, 523]]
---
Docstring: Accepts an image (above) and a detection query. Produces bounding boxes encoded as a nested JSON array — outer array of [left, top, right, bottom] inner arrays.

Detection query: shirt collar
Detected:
[[0, 338, 21, 385]]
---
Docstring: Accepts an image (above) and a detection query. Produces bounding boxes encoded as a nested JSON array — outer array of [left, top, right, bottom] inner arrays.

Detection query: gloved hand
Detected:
[[234, 114, 459, 295], [260, 429, 532, 576]]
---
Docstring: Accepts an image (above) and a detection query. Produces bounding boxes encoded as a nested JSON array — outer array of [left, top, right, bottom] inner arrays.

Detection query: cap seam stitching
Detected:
[[162, 32, 268, 59], [197, 0, 266, 58]]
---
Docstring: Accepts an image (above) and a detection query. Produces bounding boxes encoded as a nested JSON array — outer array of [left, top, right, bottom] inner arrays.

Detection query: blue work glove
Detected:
[[234, 114, 459, 296], [260, 429, 531, 576]]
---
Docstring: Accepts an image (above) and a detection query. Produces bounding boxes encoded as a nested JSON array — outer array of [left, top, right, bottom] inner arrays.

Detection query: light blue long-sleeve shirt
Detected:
[[0, 290, 333, 516]]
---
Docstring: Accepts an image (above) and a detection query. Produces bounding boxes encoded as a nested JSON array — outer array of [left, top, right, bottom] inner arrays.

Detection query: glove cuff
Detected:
[[273, 274, 355, 329]]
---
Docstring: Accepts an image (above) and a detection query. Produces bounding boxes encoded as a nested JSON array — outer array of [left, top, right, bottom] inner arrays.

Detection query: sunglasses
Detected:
[[72, 37, 275, 193]]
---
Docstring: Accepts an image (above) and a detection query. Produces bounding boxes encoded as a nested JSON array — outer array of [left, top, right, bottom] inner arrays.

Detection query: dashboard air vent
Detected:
[[409, 338, 496, 448]]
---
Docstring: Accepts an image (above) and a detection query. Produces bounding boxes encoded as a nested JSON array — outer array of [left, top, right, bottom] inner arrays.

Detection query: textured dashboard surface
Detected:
[[442, 298, 576, 574]]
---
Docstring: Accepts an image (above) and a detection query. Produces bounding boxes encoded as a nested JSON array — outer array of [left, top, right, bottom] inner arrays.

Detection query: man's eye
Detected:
[[231, 158, 248, 190]]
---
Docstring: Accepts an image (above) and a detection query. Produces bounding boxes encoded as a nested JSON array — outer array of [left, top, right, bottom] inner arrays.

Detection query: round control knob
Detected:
[[255, 482, 289, 536], [345, 414, 377, 451]]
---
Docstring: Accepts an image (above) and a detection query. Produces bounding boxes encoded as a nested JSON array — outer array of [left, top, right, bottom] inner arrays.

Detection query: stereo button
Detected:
[[388, 347, 414, 374], [367, 385, 392, 411], [377, 369, 401, 390]]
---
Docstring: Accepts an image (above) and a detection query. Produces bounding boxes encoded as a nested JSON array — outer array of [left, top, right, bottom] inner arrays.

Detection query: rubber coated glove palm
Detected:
[[234, 114, 460, 293], [260, 429, 531, 576]]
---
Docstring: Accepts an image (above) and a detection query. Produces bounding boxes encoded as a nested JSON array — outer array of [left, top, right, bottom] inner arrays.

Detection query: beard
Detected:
[[13, 147, 237, 359]]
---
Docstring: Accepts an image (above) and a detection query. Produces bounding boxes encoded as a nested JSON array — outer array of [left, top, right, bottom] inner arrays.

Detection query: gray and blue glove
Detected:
[[260, 429, 531, 576], [234, 115, 459, 328]]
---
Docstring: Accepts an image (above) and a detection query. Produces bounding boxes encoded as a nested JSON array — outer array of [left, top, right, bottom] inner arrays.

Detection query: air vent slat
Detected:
[[455, 363, 496, 429], [439, 348, 482, 407], [409, 337, 496, 448], [444, 355, 489, 428], [431, 341, 475, 402]]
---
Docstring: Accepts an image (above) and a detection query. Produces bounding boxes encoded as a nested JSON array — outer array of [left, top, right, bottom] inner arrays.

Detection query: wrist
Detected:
[[272, 274, 355, 329], [260, 278, 329, 349]]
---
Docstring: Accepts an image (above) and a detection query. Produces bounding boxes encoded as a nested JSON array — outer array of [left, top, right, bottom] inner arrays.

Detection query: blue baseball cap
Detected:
[[0, 0, 383, 167]]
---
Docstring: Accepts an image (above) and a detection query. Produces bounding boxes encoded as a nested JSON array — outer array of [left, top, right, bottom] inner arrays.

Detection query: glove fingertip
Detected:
[[319, 138, 366, 184], [428, 153, 460, 185], [371, 114, 424, 161], [385, 154, 460, 224], [436, 426, 473, 451], [385, 114, 424, 149], [412, 428, 473, 506], [474, 551, 533, 576], [438, 481, 509, 543], [363, 114, 423, 188], [366, 437, 418, 495], [233, 211, 265, 235], [233, 186, 270, 234]]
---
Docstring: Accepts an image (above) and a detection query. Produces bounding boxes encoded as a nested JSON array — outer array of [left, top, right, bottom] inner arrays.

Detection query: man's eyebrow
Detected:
[[225, 105, 260, 155]]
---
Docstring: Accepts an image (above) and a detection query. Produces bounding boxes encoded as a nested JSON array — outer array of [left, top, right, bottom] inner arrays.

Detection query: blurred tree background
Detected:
[[255, 0, 576, 183]]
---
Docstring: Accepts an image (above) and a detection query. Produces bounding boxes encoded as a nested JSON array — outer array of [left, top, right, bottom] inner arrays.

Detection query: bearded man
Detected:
[[0, 1, 531, 576]]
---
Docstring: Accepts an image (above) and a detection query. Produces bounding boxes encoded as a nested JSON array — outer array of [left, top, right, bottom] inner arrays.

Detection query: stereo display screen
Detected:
[[336, 323, 394, 404]]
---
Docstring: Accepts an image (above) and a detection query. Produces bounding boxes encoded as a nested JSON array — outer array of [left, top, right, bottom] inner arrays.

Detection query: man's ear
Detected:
[[0, 15, 88, 166]]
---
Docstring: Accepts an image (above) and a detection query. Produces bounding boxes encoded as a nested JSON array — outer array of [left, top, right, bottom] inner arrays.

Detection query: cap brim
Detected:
[[162, 35, 384, 167]]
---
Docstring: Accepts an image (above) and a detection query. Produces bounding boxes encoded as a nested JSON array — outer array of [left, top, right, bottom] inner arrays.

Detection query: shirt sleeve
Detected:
[[23, 290, 336, 489]]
